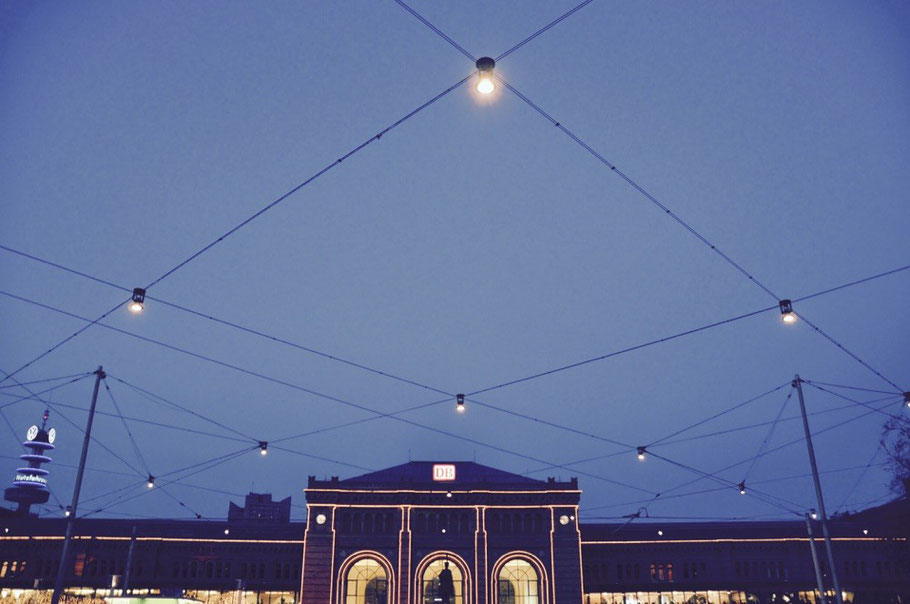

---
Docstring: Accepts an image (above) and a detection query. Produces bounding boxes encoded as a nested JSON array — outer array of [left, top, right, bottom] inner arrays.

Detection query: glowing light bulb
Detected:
[[738, 481, 746, 495], [129, 288, 146, 313], [779, 299, 797, 324], [456, 393, 465, 413], [259, 441, 268, 456], [475, 57, 495, 95], [637, 446, 646, 461], [147, 475, 155, 489]]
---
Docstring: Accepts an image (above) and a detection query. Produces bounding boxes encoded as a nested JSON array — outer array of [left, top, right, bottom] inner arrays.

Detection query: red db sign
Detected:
[[432, 464, 456, 481]]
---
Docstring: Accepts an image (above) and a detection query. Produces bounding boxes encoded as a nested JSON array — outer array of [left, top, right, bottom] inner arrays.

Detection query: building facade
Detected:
[[0, 462, 906, 604]]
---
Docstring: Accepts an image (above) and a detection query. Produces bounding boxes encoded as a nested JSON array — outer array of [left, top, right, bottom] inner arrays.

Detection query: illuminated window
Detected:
[[422, 558, 464, 604], [498, 559, 539, 604], [345, 558, 388, 604]]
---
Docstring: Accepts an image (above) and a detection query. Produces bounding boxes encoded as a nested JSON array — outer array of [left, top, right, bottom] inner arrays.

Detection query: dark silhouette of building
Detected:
[[228, 492, 291, 524]]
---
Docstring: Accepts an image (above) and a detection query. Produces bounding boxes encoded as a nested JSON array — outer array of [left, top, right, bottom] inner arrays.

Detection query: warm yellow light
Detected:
[[456, 404, 466, 414], [781, 312, 797, 324], [477, 77, 494, 95], [128, 301, 144, 313]]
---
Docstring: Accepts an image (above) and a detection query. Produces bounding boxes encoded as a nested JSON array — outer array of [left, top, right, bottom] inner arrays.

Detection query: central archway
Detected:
[[414, 551, 472, 604]]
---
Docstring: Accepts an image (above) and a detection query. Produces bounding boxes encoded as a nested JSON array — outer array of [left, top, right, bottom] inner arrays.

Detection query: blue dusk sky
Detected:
[[0, 1, 908, 522]]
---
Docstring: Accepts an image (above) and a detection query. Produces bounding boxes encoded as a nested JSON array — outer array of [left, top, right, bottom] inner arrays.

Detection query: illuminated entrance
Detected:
[[497, 559, 540, 604], [419, 555, 468, 604], [344, 557, 388, 604]]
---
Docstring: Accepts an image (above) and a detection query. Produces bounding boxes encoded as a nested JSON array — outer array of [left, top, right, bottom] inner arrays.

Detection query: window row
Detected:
[[413, 511, 475, 535], [733, 560, 787, 580], [339, 511, 397, 534]]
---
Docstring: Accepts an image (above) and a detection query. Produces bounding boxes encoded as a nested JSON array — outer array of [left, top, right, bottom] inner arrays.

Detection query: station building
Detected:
[[0, 461, 907, 604]]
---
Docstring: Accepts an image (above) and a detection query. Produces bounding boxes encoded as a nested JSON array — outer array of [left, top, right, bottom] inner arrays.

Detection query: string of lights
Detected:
[[108, 375, 261, 443], [80, 445, 256, 514], [0, 244, 458, 405], [650, 398, 903, 504], [495, 75, 905, 393], [0, 289, 657, 495], [0, 246, 904, 455], [0, 69, 475, 388], [523, 395, 896, 477], [581, 460, 890, 514], [645, 450, 805, 516]]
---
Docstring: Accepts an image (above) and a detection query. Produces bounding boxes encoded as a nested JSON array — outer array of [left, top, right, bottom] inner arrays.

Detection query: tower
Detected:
[[4, 410, 56, 516]]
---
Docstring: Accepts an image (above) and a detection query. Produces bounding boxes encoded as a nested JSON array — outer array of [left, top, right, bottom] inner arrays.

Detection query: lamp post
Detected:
[[51, 366, 105, 604], [805, 512, 827, 604], [794, 375, 843, 604]]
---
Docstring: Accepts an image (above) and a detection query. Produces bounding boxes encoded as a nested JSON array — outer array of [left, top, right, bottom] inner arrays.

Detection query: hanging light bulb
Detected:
[[810, 508, 818, 520], [637, 446, 646, 461], [778, 299, 797, 324], [259, 441, 269, 456], [64, 506, 72, 518], [456, 393, 465, 414], [903, 392, 910, 408], [738, 481, 746, 495], [475, 57, 495, 94], [147, 474, 156, 489], [129, 288, 146, 313]]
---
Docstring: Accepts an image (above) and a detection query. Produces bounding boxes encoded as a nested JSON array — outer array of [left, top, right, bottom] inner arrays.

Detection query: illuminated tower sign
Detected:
[[4, 410, 56, 516]]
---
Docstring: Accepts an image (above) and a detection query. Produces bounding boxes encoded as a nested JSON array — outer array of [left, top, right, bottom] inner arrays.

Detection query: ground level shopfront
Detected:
[[0, 462, 907, 603]]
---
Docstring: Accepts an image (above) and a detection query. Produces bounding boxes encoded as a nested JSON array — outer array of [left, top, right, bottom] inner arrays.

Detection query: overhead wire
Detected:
[[835, 445, 883, 513], [0, 249, 904, 454], [800, 380, 898, 396], [494, 0, 594, 61], [741, 387, 793, 482], [646, 382, 789, 448], [650, 397, 904, 504], [108, 375, 260, 443], [0, 70, 473, 386], [0, 373, 94, 411], [0, 391, 254, 445], [103, 381, 151, 475], [0, 371, 92, 390], [495, 74, 905, 393], [523, 395, 897, 476], [802, 380, 903, 420], [392, 0, 475, 61], [0, 288, 655, 494]]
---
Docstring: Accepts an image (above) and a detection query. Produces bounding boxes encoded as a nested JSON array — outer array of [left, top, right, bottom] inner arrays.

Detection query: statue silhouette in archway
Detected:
[[437, 561, 455, 604]]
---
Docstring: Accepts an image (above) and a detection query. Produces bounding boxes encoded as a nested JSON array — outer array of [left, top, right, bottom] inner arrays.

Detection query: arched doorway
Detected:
[[416, 552, 471, 604], [496, 558, 540, 604], [343, 556, 390, 604]]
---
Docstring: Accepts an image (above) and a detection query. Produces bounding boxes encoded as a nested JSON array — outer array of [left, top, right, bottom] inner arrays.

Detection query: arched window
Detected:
[[345, 558, 388, 604], [498, 559, 539, 604], [421, 559, 464, 604]]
